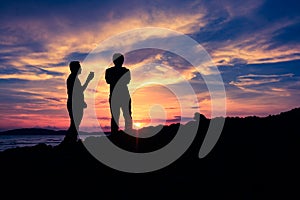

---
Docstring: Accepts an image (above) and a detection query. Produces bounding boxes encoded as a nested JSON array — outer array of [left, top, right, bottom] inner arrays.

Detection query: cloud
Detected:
[[0, 67, 23, 75], [186, 0, 300, 67], [217, 58, 300, 118], [45, 97, 62, 102], [230, 78, 280, 87], [229, 73, 295, 97], [268, 22, 300, 49], [238, 73, 294, 79], [255, 0, 300, 22], [0, 76, 68, 129], [228, 58, 248, 66], [255, 53, 300, 63], [0, 65, 64, 80], [97, 117, 110, 120], [1, 0, 300, 130], [25, 65, 64, 76], [64, 52, 90, 62]]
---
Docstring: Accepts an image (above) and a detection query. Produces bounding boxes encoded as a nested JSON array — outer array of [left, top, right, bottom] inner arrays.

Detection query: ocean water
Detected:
[[0, 134, 107, 152], [0, 135, 65, 151]]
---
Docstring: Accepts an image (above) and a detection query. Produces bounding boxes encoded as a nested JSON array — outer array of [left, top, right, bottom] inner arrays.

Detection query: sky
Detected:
[[0, 0, 300, 131]]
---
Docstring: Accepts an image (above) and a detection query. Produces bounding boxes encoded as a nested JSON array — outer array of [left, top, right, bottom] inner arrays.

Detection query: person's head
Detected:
[[69, 61, 81, 74], [112, 53, 124, 67], [193, 112, 200, 121]]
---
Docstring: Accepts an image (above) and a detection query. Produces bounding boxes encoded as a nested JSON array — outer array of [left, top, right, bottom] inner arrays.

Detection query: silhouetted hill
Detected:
[[0, 107, 299, 199], [0, 128, 67, 135]]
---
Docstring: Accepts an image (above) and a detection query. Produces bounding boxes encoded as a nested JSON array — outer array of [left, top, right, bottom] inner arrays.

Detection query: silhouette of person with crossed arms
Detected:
[[105, 53, 133, 133], [64, 61, 94, 143]]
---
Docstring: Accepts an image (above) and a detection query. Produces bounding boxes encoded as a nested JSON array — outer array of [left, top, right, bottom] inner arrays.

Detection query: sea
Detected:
[[0, 134, 103, 152]]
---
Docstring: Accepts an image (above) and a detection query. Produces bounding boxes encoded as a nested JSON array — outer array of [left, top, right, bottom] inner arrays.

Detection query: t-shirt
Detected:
[[105, 66, 131, 98], [67, 73, 85, 108]]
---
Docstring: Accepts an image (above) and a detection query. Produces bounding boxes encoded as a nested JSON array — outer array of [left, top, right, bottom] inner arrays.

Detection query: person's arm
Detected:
[[124, 69, 131, 84], [105, 69, 112, 84], [82, 72, 94, 91], [66, 75, 74, 96]]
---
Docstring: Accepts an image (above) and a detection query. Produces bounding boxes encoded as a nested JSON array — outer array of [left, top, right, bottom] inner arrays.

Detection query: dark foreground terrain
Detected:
[[1, 108, 299, 199]]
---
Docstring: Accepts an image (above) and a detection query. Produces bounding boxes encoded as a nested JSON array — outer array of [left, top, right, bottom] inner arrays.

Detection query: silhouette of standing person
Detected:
[[64, 61, 94, 143], [105, 53, 132, 133]]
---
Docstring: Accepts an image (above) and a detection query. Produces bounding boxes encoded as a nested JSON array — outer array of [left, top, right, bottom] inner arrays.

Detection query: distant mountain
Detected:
[[0, 128, 67, 135]]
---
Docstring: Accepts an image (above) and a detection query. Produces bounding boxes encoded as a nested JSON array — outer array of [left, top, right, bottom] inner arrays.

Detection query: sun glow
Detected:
[[134, 122, 142, 128]]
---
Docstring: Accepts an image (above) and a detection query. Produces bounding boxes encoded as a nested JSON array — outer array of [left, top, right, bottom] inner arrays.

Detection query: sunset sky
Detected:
[[0, 0, 300, 131]]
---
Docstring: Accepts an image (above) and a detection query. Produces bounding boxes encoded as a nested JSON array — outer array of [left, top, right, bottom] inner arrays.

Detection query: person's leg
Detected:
[[67, 103, 74, 130], [110, 97, 120, 133], [74, 107, 84, 132], [122, 97, 132, 131], [64, 103, 78, 142]]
